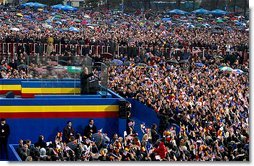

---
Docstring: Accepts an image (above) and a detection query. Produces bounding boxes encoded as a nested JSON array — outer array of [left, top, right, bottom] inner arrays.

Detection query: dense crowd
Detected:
[[0, 3, 249, 161]]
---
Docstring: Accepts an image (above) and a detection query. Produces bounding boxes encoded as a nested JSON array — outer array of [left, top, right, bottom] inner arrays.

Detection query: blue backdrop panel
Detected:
[[7, 118, 119, 144]]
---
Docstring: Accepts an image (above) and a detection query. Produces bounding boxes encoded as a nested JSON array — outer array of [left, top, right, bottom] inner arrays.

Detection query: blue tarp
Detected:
[[211, 9, 227, 16]]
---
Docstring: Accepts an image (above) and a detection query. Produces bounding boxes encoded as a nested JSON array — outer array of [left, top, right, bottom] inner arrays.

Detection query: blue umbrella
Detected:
[[21, 2, 35, 7], [111, 59, 123, 66], [162, 17, 171, 22], [62, 5, 78, 11], [192, 8, 211, 15], [168, 9, 188, 15], [45, 19, 52, 23], [24, 15, 32, 19], [233, 69, 244, 74], [21, 2, 46, 8], [195, 62, 205, 67], [55, 21, 62, 25], [51, 4, 65, 10], [69, 26, 79, 32]]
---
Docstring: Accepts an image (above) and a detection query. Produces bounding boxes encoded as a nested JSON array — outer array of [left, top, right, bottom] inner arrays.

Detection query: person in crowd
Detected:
[[34, 135, 47, 149]]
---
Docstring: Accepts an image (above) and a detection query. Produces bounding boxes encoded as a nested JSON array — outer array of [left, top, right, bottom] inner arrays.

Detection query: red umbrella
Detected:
[[81, 20, 87, 25]]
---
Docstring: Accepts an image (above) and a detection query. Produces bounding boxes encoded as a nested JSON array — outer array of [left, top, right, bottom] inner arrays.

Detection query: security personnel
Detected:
[[0, 118, 10, 160]]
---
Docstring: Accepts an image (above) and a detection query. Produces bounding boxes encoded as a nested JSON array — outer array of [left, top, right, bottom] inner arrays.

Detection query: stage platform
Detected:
[[0, 79, 128, 150]]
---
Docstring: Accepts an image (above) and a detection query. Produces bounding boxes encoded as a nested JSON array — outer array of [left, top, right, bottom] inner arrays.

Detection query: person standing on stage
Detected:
[[63, 121, 75, 143], [84, 119, 97, 139], [0, 118, 10, 160], [80, 67, 94, 94]]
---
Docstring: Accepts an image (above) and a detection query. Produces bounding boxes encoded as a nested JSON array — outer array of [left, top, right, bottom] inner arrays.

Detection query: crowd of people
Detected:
[[0, 2, 249, 161], [16, 119, 160, 161]]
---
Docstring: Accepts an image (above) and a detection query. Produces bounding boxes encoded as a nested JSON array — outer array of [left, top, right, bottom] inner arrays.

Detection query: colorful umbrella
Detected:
[[233, 69, 244, 74], [69, 26, 79, 32], [195, 62, 204, 67], [10, 27, 20, 31], [111, 59, 123, 66], [216, 19, 224, 23], [16, 13, 23, 17], [65, 66, 82, 73], [219, 66, 233, 72]]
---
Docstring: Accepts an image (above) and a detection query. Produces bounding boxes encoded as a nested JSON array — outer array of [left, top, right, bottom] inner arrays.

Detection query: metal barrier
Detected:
[[0, 42, 173, 60]]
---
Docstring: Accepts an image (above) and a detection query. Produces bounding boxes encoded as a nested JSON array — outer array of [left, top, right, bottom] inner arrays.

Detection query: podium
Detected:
[[89, 79, 99, 94]]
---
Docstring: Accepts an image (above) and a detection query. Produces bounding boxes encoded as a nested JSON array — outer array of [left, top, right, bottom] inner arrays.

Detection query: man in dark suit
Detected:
[[0, 118, 10, 160], [84, 119, 97, 139], [63, 121, 75, 143], [80, 67, 94, 94]]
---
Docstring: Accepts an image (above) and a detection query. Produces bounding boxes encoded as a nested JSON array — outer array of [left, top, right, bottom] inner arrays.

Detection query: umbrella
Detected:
[[55, 21, 62, 25], [65, 66, 82, 73], [111, 59, 123, 66], [162, 17, 171, 22], [167, 59, 179, 64], [54, 15, 62, 19], [84, 14, 91, 19], [62, 5, 78, 11], [179, 59, 189, 64], [88, 26, 95, 29], [16, 13, 23, 17], [42, 24, 53, 29], [195, 62, 204, 67], [212, 25, 222, 29], [21, 2, 35, 7], [219, 66, 233, 72], [51, 4, 65, 10], [74, 19, 81, 23], [69, 26, 80, 32], [81, 20, 87, 25], [168, 9, 188, 15], [216, 19, 224, 23], [24, 15, 32, 19], [10, 27, 20, 31], [233, 69, 244, 74], [137, 63, 147, 67], [18, 64, 28, 69], [123, 61, 131, 66], [101, 53, 113, 59]]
